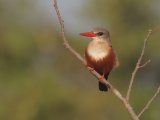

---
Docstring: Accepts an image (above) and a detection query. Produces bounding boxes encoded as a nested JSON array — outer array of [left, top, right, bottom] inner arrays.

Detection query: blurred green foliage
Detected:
[[0, 0, 160, 120]]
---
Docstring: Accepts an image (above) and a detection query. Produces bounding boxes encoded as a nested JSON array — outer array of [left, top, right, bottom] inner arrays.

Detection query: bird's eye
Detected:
[[97, 32, 104, 36]]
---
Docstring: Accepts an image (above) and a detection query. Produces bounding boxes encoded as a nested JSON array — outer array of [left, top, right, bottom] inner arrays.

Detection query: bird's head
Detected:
[[80, 27, 110, 42]]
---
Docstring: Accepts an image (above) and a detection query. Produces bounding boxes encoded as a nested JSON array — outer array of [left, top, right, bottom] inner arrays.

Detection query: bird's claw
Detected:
[[99, 74, 104, 81]]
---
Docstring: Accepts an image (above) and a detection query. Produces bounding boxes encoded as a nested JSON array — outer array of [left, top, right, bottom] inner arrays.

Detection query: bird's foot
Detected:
[[99, 74, 104, 81]]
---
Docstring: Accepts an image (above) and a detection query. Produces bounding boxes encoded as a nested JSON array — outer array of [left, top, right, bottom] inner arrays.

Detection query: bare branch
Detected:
[[126, 30, 152, 101], [52, 0, 139, 120], [138, 85, 160, 118], [87, 67, 139, 120], [53, 0, 83, 62], [138, 59, 151, 68], [137, 25, 160, 118]]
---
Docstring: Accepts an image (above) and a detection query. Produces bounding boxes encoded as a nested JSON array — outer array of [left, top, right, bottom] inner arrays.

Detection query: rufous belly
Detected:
[[85, 45, 116, 75]]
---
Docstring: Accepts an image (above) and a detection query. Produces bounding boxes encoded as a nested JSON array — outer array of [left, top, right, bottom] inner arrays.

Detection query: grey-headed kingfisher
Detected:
[[80, 27, 119, 91]]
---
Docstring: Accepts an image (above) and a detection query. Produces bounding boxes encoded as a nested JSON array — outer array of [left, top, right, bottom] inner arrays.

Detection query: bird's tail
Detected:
[[98, 74, 109, 92]]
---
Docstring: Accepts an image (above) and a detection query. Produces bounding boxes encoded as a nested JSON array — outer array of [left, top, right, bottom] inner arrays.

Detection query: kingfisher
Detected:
[[80, 27, 119, 91]]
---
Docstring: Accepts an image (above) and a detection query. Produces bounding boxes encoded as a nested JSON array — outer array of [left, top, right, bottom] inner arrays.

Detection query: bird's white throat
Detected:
[[87, 40, 110, 60]]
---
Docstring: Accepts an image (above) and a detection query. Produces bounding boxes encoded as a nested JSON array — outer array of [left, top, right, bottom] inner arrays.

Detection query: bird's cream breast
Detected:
[[87, 41, 110, 60]]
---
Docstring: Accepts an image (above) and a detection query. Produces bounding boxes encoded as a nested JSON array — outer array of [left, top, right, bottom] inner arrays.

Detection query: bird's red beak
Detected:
[[79, 31, 96, 37]]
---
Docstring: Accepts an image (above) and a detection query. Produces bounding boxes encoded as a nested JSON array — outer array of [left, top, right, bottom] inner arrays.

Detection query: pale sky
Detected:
[[37, 0, 103, 35]]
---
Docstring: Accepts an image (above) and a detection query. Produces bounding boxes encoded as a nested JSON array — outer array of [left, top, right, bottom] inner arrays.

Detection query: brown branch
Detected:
[[52, 0, 139, 120], [138, 59, 151, 68], [53, 0, 83, 62], [138, 85, 160, 118], [126, 29, 152, 101]]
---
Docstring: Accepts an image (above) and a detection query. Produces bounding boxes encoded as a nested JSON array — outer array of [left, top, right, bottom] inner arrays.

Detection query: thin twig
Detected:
[[138, 85, 160, 118], [52, 0, 139, 120], [138, 59, 151, 68], [53, 0, 83, 62], [126, 30, 152, 101], [86, 64, 139, 120]]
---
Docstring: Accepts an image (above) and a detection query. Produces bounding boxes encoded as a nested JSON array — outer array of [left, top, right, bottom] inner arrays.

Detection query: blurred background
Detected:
[[0, 0, 160, 120]]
